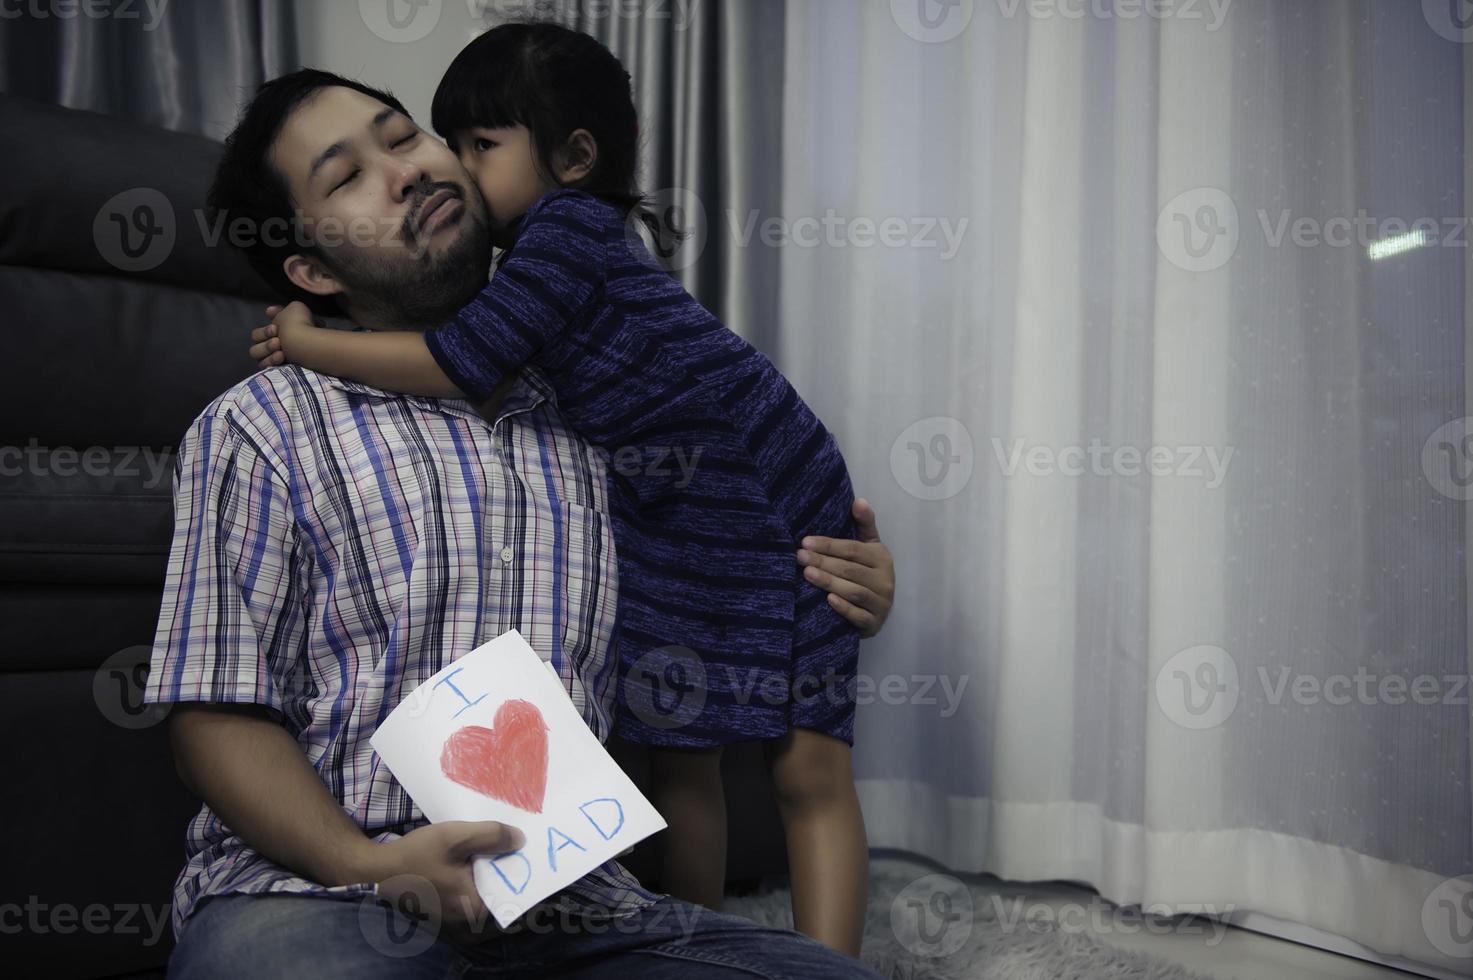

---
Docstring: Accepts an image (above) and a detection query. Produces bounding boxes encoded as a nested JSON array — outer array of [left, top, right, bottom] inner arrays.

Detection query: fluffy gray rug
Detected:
[[721, 854, 1216, 980]]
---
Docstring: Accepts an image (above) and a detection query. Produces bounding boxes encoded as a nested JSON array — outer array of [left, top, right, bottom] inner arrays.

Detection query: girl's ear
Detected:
[[556, 129, 599, 184]]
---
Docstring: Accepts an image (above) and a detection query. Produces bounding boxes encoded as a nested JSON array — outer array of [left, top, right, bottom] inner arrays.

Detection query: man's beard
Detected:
[[318, 180, 494, 328]]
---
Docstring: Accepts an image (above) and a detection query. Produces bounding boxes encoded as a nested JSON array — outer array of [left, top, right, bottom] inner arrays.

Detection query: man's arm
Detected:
[[797, 497, 896, 638], [169, 703, 377, 888], [147, 403, 518, 933], [169, 702, 522, 930]]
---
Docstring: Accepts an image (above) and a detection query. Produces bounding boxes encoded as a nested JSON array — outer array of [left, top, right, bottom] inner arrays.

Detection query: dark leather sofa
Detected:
[[0, 93, 785, 980]]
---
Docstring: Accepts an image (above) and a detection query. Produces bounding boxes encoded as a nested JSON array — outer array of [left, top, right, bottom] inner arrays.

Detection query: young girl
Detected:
[[250, 23, 870, 955]]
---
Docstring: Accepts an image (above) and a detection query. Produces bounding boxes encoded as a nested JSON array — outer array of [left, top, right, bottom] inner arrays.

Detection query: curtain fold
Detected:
[[0, 0, 297, 141], [550, 0, 786, 349], [774, 1, 1468, 976]]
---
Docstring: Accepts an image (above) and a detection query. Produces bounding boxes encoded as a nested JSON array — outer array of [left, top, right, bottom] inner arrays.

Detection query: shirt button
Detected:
[[500, 546, 514, 563]]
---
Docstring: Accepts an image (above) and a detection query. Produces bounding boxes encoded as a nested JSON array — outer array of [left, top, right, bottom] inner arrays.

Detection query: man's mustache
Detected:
[[404, 180, 467, 243]]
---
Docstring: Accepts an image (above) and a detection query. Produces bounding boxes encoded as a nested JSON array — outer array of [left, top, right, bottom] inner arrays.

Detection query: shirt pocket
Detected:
[[556, 500, 618, 713], [517, 497, 618, 735]]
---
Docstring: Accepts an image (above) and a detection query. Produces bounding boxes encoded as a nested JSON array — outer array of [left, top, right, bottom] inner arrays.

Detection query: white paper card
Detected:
[[370, 629, 666, 927]]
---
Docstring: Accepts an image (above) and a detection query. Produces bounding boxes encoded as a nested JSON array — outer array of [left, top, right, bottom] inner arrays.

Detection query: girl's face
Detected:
[[453, 124, 557, 237]]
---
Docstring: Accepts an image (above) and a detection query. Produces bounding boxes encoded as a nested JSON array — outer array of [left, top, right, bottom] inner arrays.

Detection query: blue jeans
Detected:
[[167, 892, 883, 979]]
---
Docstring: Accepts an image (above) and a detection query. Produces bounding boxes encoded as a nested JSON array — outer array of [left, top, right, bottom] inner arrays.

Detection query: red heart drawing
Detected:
[[440, 699, 550, 814]]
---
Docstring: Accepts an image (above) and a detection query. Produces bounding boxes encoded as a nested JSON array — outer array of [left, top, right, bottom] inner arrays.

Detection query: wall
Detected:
[[293, 1, 505, 129]]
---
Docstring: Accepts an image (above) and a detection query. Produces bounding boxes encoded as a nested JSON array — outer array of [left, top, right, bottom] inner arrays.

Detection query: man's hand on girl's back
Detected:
[[796, 498, 896, 638]]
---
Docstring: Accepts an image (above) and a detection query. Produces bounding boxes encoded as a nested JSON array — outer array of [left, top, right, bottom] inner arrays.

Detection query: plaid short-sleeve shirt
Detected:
[[144, 363, 659, 939]]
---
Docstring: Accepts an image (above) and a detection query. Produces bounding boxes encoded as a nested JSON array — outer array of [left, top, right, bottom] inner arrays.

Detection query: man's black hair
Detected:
[[208, 69, 412, 311]]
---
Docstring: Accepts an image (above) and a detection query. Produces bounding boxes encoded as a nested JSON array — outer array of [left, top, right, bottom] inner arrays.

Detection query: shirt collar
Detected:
[[317, 346, 555, 428]]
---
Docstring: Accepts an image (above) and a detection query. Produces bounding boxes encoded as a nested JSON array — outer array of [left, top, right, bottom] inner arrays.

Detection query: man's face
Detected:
[[270, 85, 493, 325]]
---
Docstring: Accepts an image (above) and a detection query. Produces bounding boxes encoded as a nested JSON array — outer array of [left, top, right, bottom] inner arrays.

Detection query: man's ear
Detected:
[[282, 253, 345, 299], [556, 129, 598, 184]]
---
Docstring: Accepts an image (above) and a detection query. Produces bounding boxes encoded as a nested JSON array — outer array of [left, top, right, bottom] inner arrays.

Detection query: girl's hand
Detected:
[[797, 498, 896, 638], [249, 302, 316, 369]]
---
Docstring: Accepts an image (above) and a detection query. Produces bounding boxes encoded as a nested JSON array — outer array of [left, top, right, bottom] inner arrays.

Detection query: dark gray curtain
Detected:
[[549, 0, 787, 350], [0, 0, 297, 141]]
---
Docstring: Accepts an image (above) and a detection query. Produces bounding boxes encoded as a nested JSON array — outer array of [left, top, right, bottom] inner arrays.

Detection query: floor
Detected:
[[732, 851, 1445, 980], [1018, 880, 1427, 980]]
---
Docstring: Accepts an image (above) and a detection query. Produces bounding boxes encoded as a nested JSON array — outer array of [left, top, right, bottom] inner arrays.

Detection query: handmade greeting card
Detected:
[[370, 629, 666, 927]]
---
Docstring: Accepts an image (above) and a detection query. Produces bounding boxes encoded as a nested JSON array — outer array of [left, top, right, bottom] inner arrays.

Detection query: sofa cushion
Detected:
[[0, 264, 266, 587], [0, 93, 274, 302]]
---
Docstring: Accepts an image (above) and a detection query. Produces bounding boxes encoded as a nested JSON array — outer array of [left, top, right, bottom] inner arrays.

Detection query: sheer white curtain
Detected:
[[771, 1, 1470, 975]]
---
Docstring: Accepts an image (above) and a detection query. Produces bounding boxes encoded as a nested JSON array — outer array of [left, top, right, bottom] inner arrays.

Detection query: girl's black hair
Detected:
[[431, 22, 644, 216]]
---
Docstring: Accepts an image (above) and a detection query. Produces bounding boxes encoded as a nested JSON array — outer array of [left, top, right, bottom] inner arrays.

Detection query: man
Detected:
[[145, 69, 896, 978]]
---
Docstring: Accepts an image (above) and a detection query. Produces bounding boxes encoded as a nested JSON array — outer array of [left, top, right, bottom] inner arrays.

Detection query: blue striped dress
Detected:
[[425, 188, 861, 748]]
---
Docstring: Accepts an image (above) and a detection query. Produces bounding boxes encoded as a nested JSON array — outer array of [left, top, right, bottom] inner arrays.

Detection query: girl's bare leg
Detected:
[[646, 744, 727, 910], [763, 728, 869, 957]]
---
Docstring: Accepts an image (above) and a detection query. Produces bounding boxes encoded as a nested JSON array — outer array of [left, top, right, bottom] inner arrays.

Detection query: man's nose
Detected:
[[389, 158, 429, 203]]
